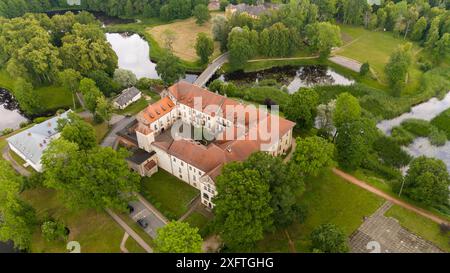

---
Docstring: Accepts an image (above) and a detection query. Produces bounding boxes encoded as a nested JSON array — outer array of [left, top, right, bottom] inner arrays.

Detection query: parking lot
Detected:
[[128, 200, 167, 238]]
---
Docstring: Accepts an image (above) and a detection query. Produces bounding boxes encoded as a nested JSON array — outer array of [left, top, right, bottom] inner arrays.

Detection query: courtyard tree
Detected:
[[243, 152, 306, 228], [58, 112, 97, 150], [306, 22, 342, 59], [292, 136, 335, 177], [42, 139, 141, 210], [193, 4, 210, 25], [385, 43, 413, 95], [58, 69, 81, 109], [0, 161, 37, 250], [285, 88, 319, 130], [214, 162, 273, 250], [195, 33, 214, 64], [156, 50, 186, 86], [332, 92, 361, 129], [335, 118, 377, 170], [13, 78, 41, 116], [79, 78, 103, 113], [310, 223, 349, 253], [155, 221, 203, 253], [113, 69, 137, 88], [403, 156, 450, 207]]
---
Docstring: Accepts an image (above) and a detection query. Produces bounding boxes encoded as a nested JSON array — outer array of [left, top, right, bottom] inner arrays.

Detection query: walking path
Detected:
[[2, 145, 31, 177], [101, 116, 135, 147], [105, 209, 153, 253], [328, 55, 362, 72], [178, 195, 201, 221], [332, 168, 450, 225], [120, 232, 130, 253]]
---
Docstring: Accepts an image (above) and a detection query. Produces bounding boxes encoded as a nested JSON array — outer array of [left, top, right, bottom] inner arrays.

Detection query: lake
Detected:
[[210, 65, 354, 93], [0, 88, 28, 131], [377, 91, 450, 172]]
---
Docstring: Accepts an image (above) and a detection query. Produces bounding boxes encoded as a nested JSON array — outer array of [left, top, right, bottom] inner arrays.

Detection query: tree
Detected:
[[311, 224, 349, 253], [316, 99, 336, 138], [42, 139, 141, 210], [212, 15, 230, 52], [58, 69, 81, 109], [333, 92, 361, 129], [79, 78, 103, 113], [195, 33, 214, 64], [193, 4, 210, 25], [95, 96, 113, 123], [214, 162, 272, 250], [431, 33, 450, 64], [125, 0, 134, 17], [0, 161, 36, 250], [335, 118, 377, 170], [285, 88, 319, 129], [155, 221, 203, 253], [410, 16, 427, 41], [13, 78, 41, 116], [306, 22, 342, 58], [243, 152, 305, 228], [156, 51, 185, 86], [385, 43, 412, 95], [403, 157, 450, 207], [227, 27, 258, 69], [292, 136, 334, 177], [113, 69, 137, 88], [360, 62, 370, 76], [58, 112, 97, 150]]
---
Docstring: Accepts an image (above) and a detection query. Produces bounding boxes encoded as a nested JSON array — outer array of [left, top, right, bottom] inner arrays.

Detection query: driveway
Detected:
[[128, 199, 167, 238], [101, 116, 135, 147]]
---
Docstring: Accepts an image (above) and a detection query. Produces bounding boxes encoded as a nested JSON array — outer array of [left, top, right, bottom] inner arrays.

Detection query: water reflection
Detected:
[[0, 88, 28, 131], [404, 137, 450, 172]]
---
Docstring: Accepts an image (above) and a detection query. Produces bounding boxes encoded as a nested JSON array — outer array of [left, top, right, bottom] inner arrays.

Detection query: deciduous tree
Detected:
[[292, 136, 334, 176], [155, 221, 203, 253], [195, 33, 214, 64]]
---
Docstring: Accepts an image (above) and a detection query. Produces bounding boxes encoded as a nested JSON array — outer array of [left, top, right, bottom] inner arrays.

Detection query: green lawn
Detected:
[[256, 169, 384, 252], [184, 212, 211, 238], [336, 25, 423, 92], [0, 69, 72, 113], [385, 205, 450, 252], [140, 170, 199, 220], [21, 187, 127, 253], [115, 97, 149, 116]]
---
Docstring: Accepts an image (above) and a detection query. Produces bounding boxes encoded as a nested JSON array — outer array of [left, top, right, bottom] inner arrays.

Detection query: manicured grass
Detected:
[[140, 170, 199, 220], [431, 108, 450, 139], [82, 117, 110, 144], [148, 17, 222, 62], [21, 187, 125, 253], [0, 70, 72, 113], [125, 236, 146, 253], [115, 97, 149, 116], [336, 25, 423, 91], [184, 212, 211, 237], [385, 205, 450, 252], [8, 149, 34, 173], [256, 169, 384, 252]]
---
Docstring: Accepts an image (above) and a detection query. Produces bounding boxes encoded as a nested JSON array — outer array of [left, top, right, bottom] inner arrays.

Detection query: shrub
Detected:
[[219, 0, 229, 11], [310, 224, 349, 253], [33, 117, 50, 124], [362, 154, 403, 181], [136, 78, 164, 91], [391, 126, 415, 145], [19, 121, 29, 128], [373, 136, 412, 168], [400, 119, 433, 137], [41, 220, 68, 242], [428, 128, 447, 146], [440, 223, 450, 235], [1, 128, 14, 136], [431, 109, 450, 139], [360, 62, 370, 76]]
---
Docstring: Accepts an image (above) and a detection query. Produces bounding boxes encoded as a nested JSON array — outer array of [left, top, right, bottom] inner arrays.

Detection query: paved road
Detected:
[[129, 199, 167, 238], [105, 209, 153, 253], [2, 145, 31, 177], [101, 116, 135, 147], [194, 53, 229, 87], [328, 55, 362, 72], [333, 168, 450, 225]]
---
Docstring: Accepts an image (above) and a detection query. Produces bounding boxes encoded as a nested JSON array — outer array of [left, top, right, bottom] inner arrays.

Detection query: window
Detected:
[[179, 168, 182, 173], [193, 176, 196, 181], [181, 162, 184, 166], [179, 175, 182, 179], [173, 158, 176, 162], [189, 166, 192, 171], [203, 193, 209, 201]]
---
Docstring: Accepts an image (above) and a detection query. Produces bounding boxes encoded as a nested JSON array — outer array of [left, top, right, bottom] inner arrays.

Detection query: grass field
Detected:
[[256, 169, 384, 252], [21, 187, 126, 253], [385, 205, 450, 252], [184, 212, 211, 237], [115, 97, 149, 116], [0, 70, 72, 113], [147, 17, 221, 62], [335, 25, 423, 92], [140, 170, 199, 220]]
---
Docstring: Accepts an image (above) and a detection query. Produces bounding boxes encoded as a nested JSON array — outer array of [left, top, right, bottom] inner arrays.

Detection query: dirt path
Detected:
[[120, 232, 130, 253], [332, 168, 450, 225], [284, 229, 296, 253]]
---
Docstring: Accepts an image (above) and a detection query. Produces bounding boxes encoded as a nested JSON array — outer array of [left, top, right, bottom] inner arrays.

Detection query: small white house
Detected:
[[113, 87, 142, 110], [6, 111, 71, 172]]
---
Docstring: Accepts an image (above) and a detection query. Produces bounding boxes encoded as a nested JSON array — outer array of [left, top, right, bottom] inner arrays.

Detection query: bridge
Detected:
[[193, 52, 229, 87]]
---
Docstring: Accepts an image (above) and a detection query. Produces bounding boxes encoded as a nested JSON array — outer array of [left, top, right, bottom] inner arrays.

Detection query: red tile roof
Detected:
[[138, 97, 175, 124]]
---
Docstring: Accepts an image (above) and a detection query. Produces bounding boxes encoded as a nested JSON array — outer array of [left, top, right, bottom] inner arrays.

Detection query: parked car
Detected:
[[127, 204, 135, 214], [137, 218, 148, 229]]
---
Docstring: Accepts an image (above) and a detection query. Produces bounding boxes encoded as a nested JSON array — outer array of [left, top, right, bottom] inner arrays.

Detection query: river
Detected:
[[0, 88, 28, 131], [377, 92, 450, 172]]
